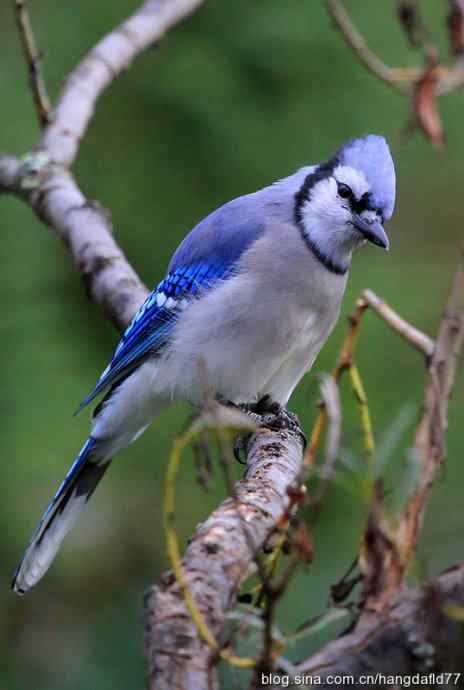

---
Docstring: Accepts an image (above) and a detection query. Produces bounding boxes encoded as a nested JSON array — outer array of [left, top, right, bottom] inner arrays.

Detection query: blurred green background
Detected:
[[1, 1, 463, 687]]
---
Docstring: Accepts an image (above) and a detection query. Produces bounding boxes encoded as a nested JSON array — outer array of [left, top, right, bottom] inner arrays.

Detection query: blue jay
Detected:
[[12, 134, 396, 594]]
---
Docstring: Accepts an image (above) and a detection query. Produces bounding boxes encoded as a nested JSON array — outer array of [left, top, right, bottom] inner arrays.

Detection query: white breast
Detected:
[[158, 221, 348, 406]]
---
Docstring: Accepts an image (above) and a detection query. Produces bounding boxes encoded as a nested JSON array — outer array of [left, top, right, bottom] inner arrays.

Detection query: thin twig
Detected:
[[356, 248, 464, 614], [192, 430, 214, 491], [305, 289, 436, 472], [362, 289, 435, 359], [447, 0, 464, 57], [163, 415, 258, 669], [327, 0, 464, 97], [327, 0, 410, 94], [304, 296, 369, 469], [14, 0, 52, 127], [296, 563, 464, 684], [397, 247, 464, 571], [397, 0, 439, 62], [310, 374, 342, 509]]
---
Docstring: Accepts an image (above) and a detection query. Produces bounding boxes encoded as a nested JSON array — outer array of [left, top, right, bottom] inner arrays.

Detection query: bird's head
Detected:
[[294, 135, 396, 275]]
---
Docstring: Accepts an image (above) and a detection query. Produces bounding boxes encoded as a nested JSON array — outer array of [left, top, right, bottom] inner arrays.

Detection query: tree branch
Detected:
[[396, 247, 464, 572], [144, 426, 305, 690], [358, 249, 464, 613], [327, 0, 410, 93], [5, 2, 464, 687], [362, 289, 435, 359], [0, 153, 148, 330], [1, 0, 208, 329], [14, 0, 52, 127], [39, 0, 207, 167], [327, 0, 464, 148], [294, 563, 464, 687]]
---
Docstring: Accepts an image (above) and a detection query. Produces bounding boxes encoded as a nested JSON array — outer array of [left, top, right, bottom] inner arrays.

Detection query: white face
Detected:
[[298, 165, 378, 271], [334, 165, 370, 201]]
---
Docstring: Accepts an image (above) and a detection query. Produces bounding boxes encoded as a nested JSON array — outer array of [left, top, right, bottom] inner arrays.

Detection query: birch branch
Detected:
[[1, 0, 208, 329], [0, 153, 147, 330], [39, 0, 207, 167]]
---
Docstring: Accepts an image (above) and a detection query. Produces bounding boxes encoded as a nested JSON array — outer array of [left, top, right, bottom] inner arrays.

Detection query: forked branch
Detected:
[[1, 0, 208, 329]]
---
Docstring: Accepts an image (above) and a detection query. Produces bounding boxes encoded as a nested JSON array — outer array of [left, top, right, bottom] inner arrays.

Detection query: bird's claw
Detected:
[[233, 396, 307, 457], [260, 407, 307, 449]]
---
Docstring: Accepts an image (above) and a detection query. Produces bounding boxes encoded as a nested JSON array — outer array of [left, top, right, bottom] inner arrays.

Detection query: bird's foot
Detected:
[[232, 396, 307, 462], [244, 396, 304, 435]]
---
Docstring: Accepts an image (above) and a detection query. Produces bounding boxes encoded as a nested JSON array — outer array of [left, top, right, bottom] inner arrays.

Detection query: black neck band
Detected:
[[300, 234, 348, 276], [294, 156, 348, 276]]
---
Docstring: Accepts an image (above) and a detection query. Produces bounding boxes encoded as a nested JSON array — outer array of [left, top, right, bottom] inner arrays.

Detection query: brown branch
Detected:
[[14, 0, 52, 127], [396, 248, 464, 571], [362, 289, 435, 359], [144, 426, 305, 690], [4, 1, 463, 685], [241, 260, 463, 683], [328, 0, 464, 97], [327, 0, 464, 147], [309, 374, 342, 509], [304, 296, 368, 469], [355, 250, 464, 613], [294, 563, 464, 686], [327, 0, 410, 93], [447, 0, 464, 57], [304, 288, 435, 472], [3, 5, 304, 688], [436, 58, 464, 94]]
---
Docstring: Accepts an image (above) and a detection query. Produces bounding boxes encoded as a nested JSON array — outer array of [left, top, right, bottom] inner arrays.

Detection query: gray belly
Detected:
[[165, 276, 341, 405], [164, 222, 348, 405]]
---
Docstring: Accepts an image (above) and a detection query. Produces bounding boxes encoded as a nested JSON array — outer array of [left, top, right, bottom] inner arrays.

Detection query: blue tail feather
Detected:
[[12, 437, 110, 595]]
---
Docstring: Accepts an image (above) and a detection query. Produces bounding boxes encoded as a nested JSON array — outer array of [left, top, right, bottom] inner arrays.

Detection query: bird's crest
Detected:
[[338, 135, 396, 220]]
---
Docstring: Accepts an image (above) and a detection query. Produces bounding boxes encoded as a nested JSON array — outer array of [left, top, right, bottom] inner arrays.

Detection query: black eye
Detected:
[[338, 183, 352, 199]]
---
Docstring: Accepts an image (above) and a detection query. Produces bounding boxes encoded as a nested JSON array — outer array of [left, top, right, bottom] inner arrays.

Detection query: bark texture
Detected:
[[144, 427, 305, 690], [294, 564, 464, 689]]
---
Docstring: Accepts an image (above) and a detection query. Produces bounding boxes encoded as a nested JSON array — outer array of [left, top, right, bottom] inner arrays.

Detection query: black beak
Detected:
[[352, 215, 390, 250]]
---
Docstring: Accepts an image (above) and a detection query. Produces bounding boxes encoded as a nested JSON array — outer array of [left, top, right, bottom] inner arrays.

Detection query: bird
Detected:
[[12, 134, 396, 595]]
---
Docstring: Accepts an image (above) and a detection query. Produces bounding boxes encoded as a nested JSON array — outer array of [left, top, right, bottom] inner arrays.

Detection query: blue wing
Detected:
[[76, 261, 232, 414], [76, 202, 267, 414]]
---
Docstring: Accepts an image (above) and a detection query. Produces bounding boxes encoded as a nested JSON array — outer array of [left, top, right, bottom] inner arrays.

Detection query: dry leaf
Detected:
[[397, 0, 422, 47], [412, 62, 445, 149], [292, 522, 314, 565], [358, 482, 403, 612], [447, 0, 464, 56]]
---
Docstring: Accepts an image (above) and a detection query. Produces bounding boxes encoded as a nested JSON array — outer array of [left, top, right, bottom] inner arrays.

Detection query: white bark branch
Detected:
[[1, 0, 208, 329], [144, 427, 305, 690], [0, 154, 148, 329], [40, 0, 207, 167]]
